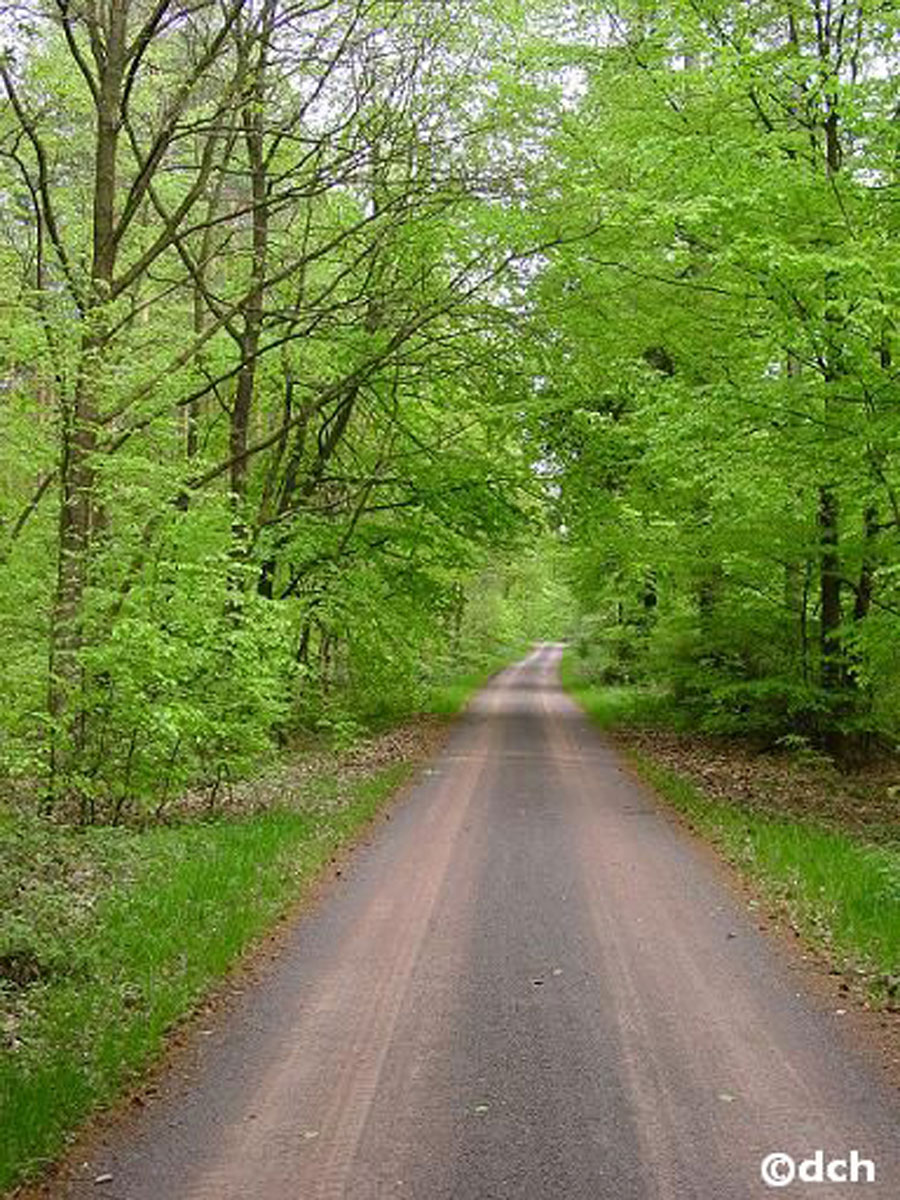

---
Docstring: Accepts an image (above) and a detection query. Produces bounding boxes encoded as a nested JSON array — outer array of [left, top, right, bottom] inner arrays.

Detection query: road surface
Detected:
[[58, 645, 898, 1198]]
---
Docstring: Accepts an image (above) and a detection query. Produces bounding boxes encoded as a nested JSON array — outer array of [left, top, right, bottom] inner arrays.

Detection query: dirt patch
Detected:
[[0, 949, 47, 990], [612, 727, 900, 843], [157, 716, 451, 824]]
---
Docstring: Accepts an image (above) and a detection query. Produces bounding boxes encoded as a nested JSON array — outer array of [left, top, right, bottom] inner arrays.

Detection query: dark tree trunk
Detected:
[[230, 83, 268, 504], [49, 0, 128, 792], [818, 484, 842, 692], [854, 506, 878, 623]]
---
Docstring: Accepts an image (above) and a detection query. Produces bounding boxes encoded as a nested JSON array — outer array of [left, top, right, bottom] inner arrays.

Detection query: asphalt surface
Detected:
[[58, 645, 899, 1199]]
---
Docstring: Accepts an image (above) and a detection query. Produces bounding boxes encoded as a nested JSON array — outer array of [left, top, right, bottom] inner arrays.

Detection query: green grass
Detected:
[[631, 754, 900, 989], [561, 659, 900, 1001], [559, 651, 672, 729], [424, 670, 494, 716], [423, 648, 528, 716], [0, 761, 411, 1193]]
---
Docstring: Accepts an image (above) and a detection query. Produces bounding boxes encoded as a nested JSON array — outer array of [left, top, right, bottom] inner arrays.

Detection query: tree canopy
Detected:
[[1, 0, 898, 816], [530, 0, 900, 755]]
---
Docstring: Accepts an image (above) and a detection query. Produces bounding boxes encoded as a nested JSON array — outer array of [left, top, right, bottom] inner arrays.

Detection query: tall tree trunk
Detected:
[[818, 483, 842, 692], [853, 505, 878, 623], [49, 0, 128, 794], [816, 61, 845, 707], [230, 16, 271, 508], [225, 14, 272, 624]]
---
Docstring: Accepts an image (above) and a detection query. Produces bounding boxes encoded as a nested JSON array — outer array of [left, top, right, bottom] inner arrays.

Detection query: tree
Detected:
[[526, 0, 900, 751], [0, 0, 569, 813]]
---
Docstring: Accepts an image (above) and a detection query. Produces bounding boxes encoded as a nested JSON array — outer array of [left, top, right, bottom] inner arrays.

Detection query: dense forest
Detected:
[[539, 0, 900, 761], [0, 0, 574, 818], [1, 4, 899, 1189], [1, 0, 898, 820]]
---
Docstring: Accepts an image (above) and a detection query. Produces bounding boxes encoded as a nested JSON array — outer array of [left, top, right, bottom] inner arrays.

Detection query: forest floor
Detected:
[[0, 716, 449, 1193], [613, 727, 900, 844], [0, 714, 448, 1044], [160, 716, 449, 825]]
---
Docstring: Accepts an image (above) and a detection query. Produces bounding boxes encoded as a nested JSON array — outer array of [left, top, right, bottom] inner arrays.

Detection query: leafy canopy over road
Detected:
[[1, 0, 897, 814]]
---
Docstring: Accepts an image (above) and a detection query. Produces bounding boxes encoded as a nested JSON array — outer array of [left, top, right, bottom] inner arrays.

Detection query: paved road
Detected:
[[60, 646, 898, 1199]]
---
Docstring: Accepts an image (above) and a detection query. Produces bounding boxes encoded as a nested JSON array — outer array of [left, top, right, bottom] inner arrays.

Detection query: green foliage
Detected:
[[530, 0, 900, 754], [0, 0, 565, 814], [0, 762, 411, 1192], [561, 647, 675, 728], [2, 0, 896, 798]]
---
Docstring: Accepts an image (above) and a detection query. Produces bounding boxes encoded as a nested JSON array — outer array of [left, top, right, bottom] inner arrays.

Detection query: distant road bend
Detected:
[[61, 645, 898, 1199]]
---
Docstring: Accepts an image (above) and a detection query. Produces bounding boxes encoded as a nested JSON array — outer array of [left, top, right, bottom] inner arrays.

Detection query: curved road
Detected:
[[59, 646, 898, 1198]]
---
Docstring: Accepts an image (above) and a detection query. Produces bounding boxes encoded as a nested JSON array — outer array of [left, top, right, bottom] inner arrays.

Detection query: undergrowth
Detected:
[[0, 762, 410, 1193]]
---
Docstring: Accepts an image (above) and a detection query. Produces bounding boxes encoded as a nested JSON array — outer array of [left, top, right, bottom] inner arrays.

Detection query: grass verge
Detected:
[[558, 651, 671, 728], [561, 654, 900, 1005], [423, 647, 528, 717], [0, 761, 411, 1194]]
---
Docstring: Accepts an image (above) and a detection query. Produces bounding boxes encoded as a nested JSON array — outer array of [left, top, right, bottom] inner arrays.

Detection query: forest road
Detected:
[[58, 644, 899, 1200]]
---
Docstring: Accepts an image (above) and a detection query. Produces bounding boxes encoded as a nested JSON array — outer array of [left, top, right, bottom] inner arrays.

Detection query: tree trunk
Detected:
[[230, 20, 271, 507], [48, 0, 128, 794], [854, 505, 878, 623], [818, 484, 842, 691]]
